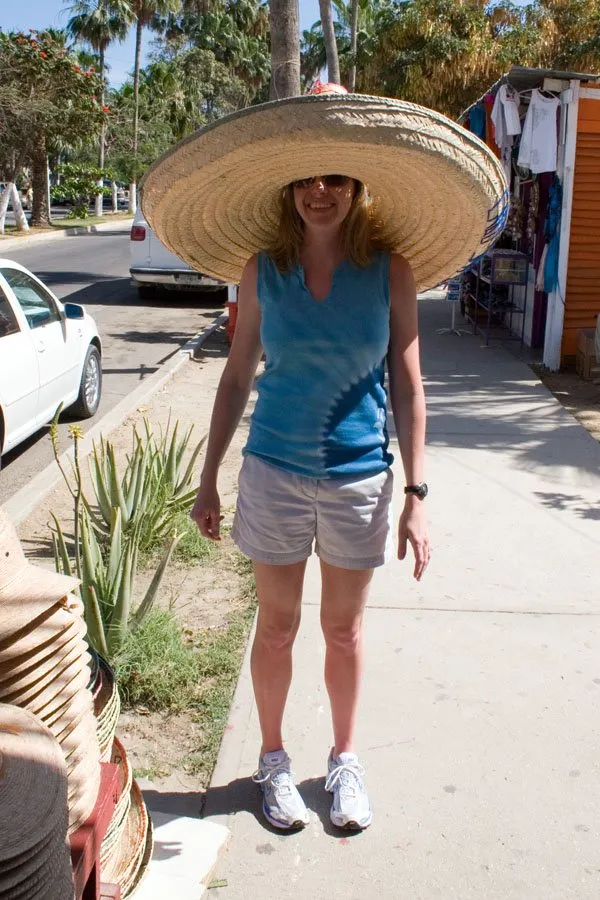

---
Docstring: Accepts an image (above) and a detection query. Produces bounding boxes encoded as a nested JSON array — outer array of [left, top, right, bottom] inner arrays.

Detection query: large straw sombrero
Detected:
[[141, 93, 508, 292]]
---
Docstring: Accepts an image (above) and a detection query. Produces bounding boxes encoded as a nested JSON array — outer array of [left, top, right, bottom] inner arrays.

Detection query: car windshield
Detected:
[[0, 287, 20, 338], [1, 268, 60, 329]]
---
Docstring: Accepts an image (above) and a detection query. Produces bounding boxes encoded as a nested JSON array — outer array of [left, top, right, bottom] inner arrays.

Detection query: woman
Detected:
[[190, 170, 427, 832], [140, 90, 507, 834]]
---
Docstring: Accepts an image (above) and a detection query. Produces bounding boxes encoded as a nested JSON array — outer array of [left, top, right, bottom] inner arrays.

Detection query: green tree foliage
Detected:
[[341, 0, 600, 117], [66, 1, 132, 212], [301, 0, 382, 88], [104, 43, 256, 183], [0, 30, 107, 224], [159, 0, 270, 97], [51, 162, 112, 217]]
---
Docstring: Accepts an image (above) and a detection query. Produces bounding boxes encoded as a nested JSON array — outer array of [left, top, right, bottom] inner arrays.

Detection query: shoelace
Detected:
[[252, 763, 295, 796], [325, 761, 365, 798]]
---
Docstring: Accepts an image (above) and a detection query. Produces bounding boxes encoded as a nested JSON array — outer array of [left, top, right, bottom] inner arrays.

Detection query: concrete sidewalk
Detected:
[[200, 299, 600, 899]]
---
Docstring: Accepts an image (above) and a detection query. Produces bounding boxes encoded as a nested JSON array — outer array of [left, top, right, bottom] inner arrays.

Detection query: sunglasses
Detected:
[[292, 174, 351, 189]]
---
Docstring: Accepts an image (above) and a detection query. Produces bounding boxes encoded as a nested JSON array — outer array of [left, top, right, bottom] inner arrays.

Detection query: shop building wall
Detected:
[[563, 93, 600, 363]]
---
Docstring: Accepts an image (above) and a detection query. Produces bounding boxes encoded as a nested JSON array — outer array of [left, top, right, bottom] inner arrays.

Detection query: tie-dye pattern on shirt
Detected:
[[244, 252, 394, 479]]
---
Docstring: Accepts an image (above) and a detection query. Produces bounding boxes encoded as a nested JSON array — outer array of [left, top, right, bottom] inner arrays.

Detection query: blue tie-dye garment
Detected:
[[244, 251, 394, 479]]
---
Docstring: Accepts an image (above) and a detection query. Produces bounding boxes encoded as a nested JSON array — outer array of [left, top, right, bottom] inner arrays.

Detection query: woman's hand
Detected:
[[397, 497, 430, 581], [190, 480, 223, 541]]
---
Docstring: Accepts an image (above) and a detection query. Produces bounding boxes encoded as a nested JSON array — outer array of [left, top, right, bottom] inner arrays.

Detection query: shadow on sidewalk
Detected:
[[145, 777, 366, 839]]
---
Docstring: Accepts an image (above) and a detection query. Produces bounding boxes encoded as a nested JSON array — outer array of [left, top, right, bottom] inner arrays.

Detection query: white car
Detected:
[[129, 210, 225, 298], [0, 260, 102, 461]]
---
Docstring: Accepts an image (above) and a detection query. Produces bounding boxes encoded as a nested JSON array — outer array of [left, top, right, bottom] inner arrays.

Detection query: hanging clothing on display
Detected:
[[491, 85, 522, 182], [484, 93, 501, 159], [543, 176, 562, 293], [517, 90, 560, 174], [491, 84, 522, 147], [469, 103, 486, 140]]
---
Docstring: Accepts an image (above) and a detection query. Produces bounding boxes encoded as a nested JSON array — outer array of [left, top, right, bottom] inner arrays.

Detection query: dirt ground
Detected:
[[534, 365, 600, 443]]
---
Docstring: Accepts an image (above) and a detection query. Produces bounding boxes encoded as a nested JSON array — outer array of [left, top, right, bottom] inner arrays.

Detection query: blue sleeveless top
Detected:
[[244, 251, 394, 479]]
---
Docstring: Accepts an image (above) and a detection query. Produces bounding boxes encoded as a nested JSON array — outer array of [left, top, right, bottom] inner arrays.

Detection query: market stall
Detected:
[[459, 66, 600, 373]]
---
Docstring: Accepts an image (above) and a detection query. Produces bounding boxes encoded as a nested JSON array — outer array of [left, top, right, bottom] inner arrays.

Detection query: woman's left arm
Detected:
[[387, 253, 430, 581]]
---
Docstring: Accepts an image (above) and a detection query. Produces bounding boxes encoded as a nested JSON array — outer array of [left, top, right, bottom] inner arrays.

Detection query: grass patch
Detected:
[[171, 510, 218, 565], [185, 600, 257, 775], [116, 553, 257, 779], [115, 609, 205, 712]]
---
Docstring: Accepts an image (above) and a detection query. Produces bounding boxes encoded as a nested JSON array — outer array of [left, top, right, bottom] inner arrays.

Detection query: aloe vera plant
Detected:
[[52, 508, 182, 659], [88, 418, 205, 552], [49, 410, 201, 661]]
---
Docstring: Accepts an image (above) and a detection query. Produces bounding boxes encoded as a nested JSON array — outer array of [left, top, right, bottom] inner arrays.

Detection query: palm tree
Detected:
[[269, 0, 301, 98], [66, 0, 132, 215], [318, 0, 341, 84], [128, 0, 181, 214], [348, 0, 358, 90]]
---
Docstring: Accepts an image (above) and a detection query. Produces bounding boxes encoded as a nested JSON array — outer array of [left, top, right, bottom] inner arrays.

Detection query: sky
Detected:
[[1, 0, 322, 86]]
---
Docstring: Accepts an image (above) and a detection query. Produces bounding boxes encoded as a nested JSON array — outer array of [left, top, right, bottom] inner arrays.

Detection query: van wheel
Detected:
[[70, 345, 102, 418]]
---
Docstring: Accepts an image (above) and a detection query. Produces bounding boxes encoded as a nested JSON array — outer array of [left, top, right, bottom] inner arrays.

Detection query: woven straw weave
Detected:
[[141, 94, 508, 291]]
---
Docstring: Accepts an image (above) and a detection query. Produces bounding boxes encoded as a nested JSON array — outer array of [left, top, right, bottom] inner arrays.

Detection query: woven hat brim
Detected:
[[0, 601, 83, 661], [0, 616, 83, 680], [141, 93, 508, 293], [0, 566, 79, 608], [0, 628, 87, 700]]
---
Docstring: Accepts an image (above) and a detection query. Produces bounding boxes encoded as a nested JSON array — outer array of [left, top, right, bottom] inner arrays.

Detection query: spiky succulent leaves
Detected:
[[130, 531, 184, 630]]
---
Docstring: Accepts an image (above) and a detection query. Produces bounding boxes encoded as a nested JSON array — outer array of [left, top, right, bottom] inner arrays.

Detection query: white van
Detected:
[[129, 209, 225, 298]]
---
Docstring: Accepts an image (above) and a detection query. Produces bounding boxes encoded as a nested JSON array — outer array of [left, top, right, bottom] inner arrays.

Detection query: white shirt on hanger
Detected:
[[491, 84, 522, 148], [518, 89, 560, 174]]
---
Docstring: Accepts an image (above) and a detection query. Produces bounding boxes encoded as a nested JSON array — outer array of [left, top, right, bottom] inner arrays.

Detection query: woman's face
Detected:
[[292, 175, 355, 232]]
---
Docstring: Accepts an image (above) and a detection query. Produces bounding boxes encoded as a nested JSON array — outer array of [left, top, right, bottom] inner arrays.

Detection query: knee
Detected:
[[255, 614, 300, 654], [321, 619, 362, 655]]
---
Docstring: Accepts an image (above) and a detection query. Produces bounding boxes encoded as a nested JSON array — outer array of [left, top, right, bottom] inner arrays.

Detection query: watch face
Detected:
[[418, 482, 429, 499]]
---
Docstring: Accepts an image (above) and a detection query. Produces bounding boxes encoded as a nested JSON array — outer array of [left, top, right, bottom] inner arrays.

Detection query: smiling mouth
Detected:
[[306, 202, 334, 210]]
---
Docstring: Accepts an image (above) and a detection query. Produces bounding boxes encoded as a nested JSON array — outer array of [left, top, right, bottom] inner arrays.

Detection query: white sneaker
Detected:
[[325, 750, 372, 830], [252, 749, 310, 830]]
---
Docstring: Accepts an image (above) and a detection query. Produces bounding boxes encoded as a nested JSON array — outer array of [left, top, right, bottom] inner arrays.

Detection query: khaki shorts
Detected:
[[231, 454, 394, 570]]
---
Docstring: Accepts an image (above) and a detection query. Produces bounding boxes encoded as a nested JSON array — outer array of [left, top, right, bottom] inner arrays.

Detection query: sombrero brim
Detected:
[[141, 93, 508, 292], [0, 574, 80, 647], [0, 601, 83, 661]]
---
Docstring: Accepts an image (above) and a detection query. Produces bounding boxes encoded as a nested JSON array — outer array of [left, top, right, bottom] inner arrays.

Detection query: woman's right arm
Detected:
[[190, 255, 262, 540]]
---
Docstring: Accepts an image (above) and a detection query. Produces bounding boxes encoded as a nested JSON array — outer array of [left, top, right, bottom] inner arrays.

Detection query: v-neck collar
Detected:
[[294, 259, 348, 304]]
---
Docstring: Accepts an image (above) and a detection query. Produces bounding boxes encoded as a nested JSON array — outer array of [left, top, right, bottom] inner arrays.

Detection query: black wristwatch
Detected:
[[404, 482, 428, 500]]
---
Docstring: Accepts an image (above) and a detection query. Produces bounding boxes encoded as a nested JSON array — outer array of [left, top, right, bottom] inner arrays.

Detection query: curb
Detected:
[[5, 313, 227, 526], [202, 620, 257, 828], [0, 218, 133, 252]]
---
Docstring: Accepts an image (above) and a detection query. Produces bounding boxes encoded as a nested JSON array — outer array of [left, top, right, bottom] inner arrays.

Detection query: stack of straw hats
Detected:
[[102, 778, 153, 897], [0, 703, 74, 899], [0, 506, 101, 833], [97, 736, 153, 897], [91, 653, 121, 762]]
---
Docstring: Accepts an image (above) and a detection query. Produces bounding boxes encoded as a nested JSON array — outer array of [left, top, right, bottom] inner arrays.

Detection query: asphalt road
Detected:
[[0, 224, 225, 503]]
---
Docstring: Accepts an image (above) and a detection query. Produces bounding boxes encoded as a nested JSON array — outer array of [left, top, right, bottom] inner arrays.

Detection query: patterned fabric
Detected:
[[244, 251, 394, 478]]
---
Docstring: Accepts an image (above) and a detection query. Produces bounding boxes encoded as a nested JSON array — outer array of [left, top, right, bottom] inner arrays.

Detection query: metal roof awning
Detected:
[[458, 65, 600, 122]]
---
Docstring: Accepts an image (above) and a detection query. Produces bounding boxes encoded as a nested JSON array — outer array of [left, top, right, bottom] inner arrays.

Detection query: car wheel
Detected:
[[70, 345, 102, 418]]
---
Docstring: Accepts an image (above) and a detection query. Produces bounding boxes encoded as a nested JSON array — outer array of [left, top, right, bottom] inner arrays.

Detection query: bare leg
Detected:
[[251, 560, 307, 755], [320, 560, 374, 757]]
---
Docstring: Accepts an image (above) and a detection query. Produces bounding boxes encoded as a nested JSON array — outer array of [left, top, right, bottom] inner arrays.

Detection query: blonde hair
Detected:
[[268, 180, 397, 271]]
